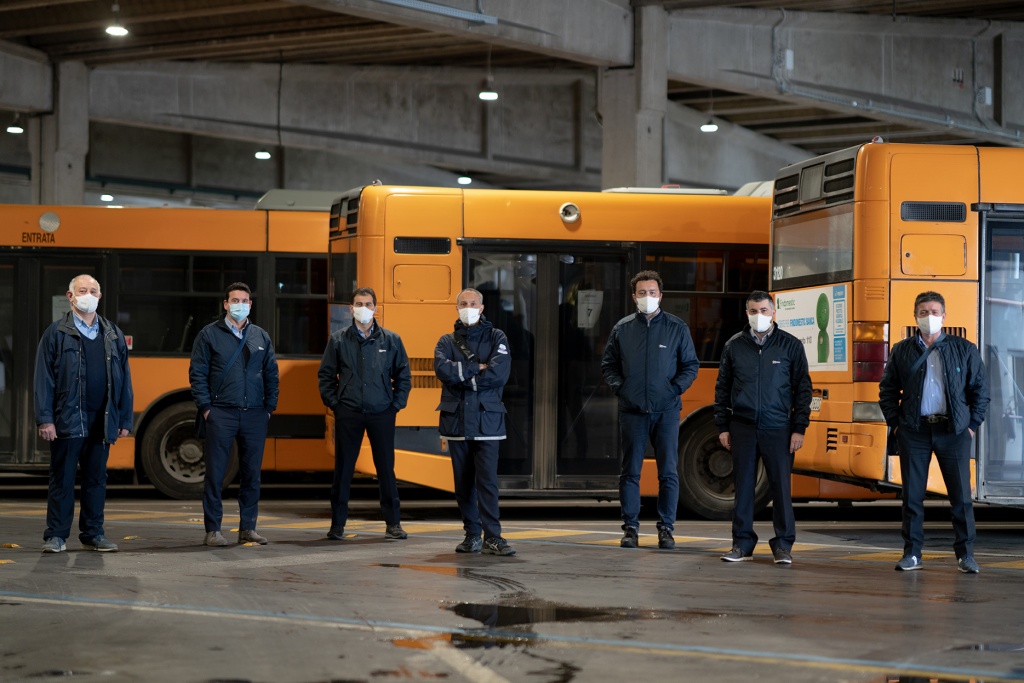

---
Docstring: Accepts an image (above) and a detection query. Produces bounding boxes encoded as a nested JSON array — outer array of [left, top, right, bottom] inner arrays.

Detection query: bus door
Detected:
[[465, 248, 630, 491], [978, 209, 1024, 503], [0, 255, 104, 467]]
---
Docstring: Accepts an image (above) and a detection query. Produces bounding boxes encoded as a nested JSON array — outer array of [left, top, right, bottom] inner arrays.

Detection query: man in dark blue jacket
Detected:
[[601, 270, 699, 550], [715, 290, 812, 565], [189, 282, 279, 547], [879, 291, 989, 573], [318, 287, 411, 541], [434, 288, 515, 556], [35, 275, 133, 553]]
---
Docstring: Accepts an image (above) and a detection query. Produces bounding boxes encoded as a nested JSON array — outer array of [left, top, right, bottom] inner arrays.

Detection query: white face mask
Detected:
[[73, 293, 99, 314], [636, 296, 660, 315], [228, 303, 250, 322], [748, 313, 773, 333], [352, 306, 374, 325], [916, 314, 943, 335], [459, 307, 481, 326]]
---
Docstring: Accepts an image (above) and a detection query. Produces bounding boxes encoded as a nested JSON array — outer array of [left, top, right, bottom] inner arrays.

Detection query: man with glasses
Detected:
[[318, 287, 411, 541], [189, 282, 279, 547]]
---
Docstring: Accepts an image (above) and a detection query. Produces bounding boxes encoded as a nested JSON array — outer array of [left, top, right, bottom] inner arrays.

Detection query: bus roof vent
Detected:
[[394, 237, 451, 254], [772, 173, 799, 216], [330, 194, 361, 234], [900, 202, 967, 223]]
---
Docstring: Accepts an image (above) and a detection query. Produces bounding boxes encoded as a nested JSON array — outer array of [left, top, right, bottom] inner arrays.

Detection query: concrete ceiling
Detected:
[[2, 0, 1022, 156]]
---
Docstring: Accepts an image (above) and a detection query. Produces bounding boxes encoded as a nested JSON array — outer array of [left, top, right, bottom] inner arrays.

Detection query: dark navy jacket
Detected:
[[189, 318, 279, 413], [714, 324, 812, 434], [600, 310, 699, 414], [879, 332, 989, 435], [317, 322, 411, 414], [434, 317, 511, 440], [34, 311, 134, 442]]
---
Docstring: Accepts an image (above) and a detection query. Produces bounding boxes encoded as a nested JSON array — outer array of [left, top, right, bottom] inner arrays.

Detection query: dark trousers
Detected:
[[730, 422, 795, 553], [618, 409, 680, 531], [331, 406, 401, 529], [449, 439, 502, 539], [897, 423, 975, 558], [44, 414, 109, 543], [202, 407, 269, 533]]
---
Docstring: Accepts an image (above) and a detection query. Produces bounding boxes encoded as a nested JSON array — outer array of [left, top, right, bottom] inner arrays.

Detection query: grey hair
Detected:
[[68, 274, 101, 294], [457, 288, 484, 302]]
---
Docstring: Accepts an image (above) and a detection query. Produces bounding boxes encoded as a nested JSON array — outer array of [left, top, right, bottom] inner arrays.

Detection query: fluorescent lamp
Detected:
[[457, 176, 472, 185], [254, 149, 272, 160], [100, 194, 114, 202], [700, 120, 719, 133], [478, 90, 498, 101], [106, 3, 128, 36], [6, 124, 24, 135]]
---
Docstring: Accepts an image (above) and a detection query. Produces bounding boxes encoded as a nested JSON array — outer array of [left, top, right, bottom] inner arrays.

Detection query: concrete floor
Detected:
[[2, 494, 1024, 683]]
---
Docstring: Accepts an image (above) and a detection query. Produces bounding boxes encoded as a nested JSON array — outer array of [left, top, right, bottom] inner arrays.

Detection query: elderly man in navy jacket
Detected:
[[434, 288, 515, 556], [602, 270, 699, 550]]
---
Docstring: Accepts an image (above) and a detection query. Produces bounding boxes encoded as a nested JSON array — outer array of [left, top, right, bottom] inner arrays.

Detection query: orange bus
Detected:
[[328, 184, 878, 519], [0, 191, 333, 498], [770, 142, 1024, 505]]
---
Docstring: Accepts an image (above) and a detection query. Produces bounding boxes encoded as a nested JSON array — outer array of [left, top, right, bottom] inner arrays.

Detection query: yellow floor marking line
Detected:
[[985, 559, 1024, 569]]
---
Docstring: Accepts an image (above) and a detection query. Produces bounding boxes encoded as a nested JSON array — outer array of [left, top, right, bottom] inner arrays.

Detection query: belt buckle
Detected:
[[923, 414, 946, 424]]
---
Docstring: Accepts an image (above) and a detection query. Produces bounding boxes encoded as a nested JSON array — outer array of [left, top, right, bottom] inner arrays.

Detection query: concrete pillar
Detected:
[[600, 5, 667, 189], [32, 61, 89, 205]]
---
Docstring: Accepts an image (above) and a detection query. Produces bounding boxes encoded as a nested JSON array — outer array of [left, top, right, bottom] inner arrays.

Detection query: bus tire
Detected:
[[140, 402, 238, 500], [677, 413, 770, 521]]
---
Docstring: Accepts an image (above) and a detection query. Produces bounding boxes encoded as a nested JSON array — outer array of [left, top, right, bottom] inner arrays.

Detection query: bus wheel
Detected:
[[678, 414, 770, 520], [140, 402, 238, 499]]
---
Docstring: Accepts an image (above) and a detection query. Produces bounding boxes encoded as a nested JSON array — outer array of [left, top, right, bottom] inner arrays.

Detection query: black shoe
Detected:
[[721, 547, 753, 562], [772, 547, 793, 564], [385, 524, 407, 540], [620, 526, 639, 549], [957, 556, 980, 573], [455, 534, 482, 553], [482, 537, 516, 556], [658, 528, 675, 550], [326, 526, 345, 541]]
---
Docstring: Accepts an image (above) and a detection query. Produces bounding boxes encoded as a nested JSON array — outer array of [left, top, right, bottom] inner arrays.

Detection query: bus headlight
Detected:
[[852, 401, 884, 422]]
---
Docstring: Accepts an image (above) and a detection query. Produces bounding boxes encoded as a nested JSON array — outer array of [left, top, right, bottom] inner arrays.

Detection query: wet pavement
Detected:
[[2, 495, 1024, 683]]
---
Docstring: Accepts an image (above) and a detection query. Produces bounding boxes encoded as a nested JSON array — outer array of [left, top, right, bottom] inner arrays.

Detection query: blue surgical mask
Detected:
[[229, 303, 250, 322]]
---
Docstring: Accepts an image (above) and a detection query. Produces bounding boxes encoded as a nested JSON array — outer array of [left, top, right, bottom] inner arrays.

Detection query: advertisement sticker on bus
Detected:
[[774, 284, 848, 372]]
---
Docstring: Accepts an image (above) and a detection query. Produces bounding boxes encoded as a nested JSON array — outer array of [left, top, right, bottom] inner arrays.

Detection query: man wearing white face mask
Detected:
[[434, 288, 515, 556], [879, 291, 989, 573], [602, 270, 699, 550], [35, 275, 134, 553], [715, 290, 811, 565], [318, 287, 411, 541], [189, 282, 278, 547]]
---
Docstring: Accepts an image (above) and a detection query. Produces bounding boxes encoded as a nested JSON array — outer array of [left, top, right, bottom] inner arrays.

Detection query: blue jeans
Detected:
[[897, 422, 975, 558], [202, 407, 269, 533], [44, 413, 109, 543], [618, 409, 679, 531], [331, 406, 401, 529], [449, 439, 502, 539], [729, 422, 795, 553]]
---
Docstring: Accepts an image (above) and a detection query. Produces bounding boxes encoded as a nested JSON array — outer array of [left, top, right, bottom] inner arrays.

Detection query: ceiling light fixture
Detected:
[[106, 2, 128, 37], [6, 113, 24, 135], [457, 176, 472, 185], [100, 194, 114, 202], [700, 89, 718, 133], [478, 45, 498, 101], [254, 149, 272, 160]]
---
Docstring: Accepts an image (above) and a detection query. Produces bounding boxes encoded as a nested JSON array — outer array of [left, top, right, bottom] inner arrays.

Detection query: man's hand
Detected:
[[478, 364, 487, 371], [38, 423, 56, 442], [790, 433, 804, 453], [117, 428, 130, 438], [969, 428, 975, 438], [204, 410, 210, 419], [719, 432, 730, 451]]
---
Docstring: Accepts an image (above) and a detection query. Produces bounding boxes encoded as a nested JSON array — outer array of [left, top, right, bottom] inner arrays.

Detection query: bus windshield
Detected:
[[771, 208, 854, 289]]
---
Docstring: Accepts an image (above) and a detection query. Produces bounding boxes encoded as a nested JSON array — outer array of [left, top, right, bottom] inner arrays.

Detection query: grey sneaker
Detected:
[[658, 527, 675, 550], [326, 526, 345, 541], [385, 524, 407, 540], [42, 537, 66, 553], [773, 547, 793, 564], [238, 529, 268, 545], [721, 547, 753, 562], [957, 556, 980, 574], [455, 534, 483, 553], [895, 555, 922, 571], [204, 531, 229, 547], [482, 537, 516, 556], [620, 526, 639, 549], [82, 536, 118, 552]]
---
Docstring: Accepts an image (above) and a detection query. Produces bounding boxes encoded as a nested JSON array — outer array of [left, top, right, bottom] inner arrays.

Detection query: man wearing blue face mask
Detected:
[[602, 270, 700, 550], [879, 291, 989, 573], [189, 282, 279, 547]]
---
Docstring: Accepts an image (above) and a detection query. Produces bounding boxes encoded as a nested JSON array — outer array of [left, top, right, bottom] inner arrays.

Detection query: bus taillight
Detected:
[[851, 322, 888, 383]]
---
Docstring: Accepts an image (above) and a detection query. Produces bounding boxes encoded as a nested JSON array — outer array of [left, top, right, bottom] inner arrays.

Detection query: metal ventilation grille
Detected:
[[394, 237, 451, 254], [900, 202, 966, 222]]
